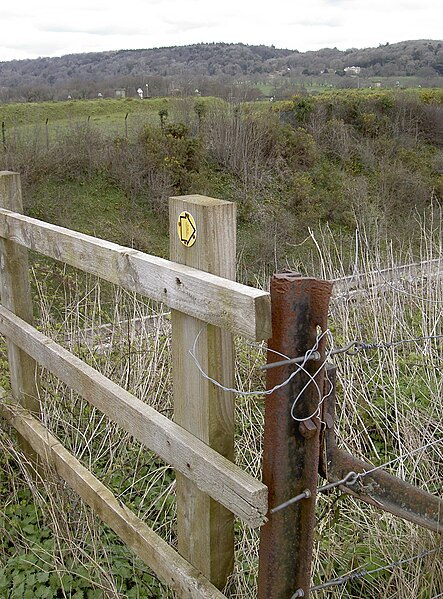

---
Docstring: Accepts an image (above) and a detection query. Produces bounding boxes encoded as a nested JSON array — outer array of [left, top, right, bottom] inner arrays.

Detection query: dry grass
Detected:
[[307, 213, 443, 598], [0, 213, 442, 597]]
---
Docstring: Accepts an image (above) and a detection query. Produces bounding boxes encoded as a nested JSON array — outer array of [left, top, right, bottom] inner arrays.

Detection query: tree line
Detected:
[[0, 39, 442, 103]]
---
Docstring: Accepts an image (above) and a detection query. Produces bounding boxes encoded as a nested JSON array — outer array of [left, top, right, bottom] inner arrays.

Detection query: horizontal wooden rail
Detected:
[[0, 400, 227, 599], [0, 208, 271, 341], [0, 305, 268, 527]]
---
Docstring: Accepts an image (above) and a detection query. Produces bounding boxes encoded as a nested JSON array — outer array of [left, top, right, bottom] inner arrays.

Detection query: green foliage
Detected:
[[0, 446, 167, 598], [0, 202, 442, 598], [291, 95, 315, 125], [140, 121, 204, 202], [1, 90, 442, 276], [277, 125, 317, 169], [193, 99, 207, 131], [158, 106, 168, 130]]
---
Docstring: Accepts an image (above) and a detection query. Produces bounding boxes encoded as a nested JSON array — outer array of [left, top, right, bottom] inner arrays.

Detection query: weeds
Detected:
[[0, 93, 442, 597], [1, 216, 441, 596]]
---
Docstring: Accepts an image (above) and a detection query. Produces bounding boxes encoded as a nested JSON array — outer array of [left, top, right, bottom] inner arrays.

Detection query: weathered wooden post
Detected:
[[258, 273, 332, 599], [45, 118, 49, 150], [0, 172, 40, 453], [169, 194, 236, 589]]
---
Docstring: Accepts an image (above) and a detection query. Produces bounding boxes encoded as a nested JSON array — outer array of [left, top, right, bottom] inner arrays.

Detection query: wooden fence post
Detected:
[[258, 274, 332, 599], [0, 172, 40, 451], [169, 195, 236, 590]]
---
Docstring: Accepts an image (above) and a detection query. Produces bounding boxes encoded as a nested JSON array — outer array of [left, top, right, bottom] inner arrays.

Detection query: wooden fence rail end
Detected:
[[0, 400, 228, 599]]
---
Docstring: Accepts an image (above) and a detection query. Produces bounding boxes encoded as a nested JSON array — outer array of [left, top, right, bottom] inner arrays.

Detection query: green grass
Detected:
[[28, 176, 168, 256], [0, 97, 229, 148], [0, 98, 167, 125], [1, 100, 161, 145]]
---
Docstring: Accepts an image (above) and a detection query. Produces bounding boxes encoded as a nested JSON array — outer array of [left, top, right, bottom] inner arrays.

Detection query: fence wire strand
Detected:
[[189, 327, 443, 423], [356, 235, 443, 305], [189, 325, 311, 398], [273, 436, 443, 514], [189, 326, 339, 423], [309, 545, 442, 593], [354, 437, 443, 480]]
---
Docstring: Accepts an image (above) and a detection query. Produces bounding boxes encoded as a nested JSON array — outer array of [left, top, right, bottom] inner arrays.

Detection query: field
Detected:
[[0, 98, 168, 151], [0, 92, 442, 598]]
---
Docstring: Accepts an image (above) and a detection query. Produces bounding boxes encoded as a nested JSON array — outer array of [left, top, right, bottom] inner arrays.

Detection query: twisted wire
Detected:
[[309, 545, 442, 593]]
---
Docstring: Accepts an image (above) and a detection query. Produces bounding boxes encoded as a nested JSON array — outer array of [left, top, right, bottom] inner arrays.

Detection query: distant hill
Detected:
[[0, 39, 442, 101]]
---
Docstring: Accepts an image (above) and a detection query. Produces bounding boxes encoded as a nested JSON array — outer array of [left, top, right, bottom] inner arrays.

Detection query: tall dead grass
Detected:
[[0, 212, 442, 597]]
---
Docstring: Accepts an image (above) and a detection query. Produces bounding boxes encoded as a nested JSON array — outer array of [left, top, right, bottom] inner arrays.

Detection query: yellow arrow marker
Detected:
[[177, 211, 197, 247]]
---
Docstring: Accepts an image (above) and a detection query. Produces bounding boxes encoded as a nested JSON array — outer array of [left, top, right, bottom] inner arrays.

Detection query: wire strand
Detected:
[[356, 238, 443, 304], [189, 326, 334, 422], [189, 327, 443, 424], [189, 326, 327, 397], [355, 437, 443, 480], [310, 545, 442, 593], [269, 438, 442, 515]]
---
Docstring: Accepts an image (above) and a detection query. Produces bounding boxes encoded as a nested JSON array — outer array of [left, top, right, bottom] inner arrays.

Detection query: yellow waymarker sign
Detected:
[[177, 211, 197, 247]]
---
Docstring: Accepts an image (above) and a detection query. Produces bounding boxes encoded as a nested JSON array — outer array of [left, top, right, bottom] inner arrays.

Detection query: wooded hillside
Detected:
[[0, 39, 442, 102]]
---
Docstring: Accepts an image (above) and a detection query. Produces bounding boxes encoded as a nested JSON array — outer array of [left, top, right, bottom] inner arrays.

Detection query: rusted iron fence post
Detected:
[[258, 274, 332, 599]]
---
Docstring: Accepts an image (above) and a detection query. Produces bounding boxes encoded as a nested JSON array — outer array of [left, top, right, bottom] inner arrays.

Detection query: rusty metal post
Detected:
[[258, 274, 332, 599]]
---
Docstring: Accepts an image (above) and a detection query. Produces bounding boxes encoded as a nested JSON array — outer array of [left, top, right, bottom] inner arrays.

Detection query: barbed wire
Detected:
[[189, 326, 333, 422], [189, 325, 315, 398], [188, 315, 443, 595], [346, 334, 443, 353], [261, 333, 443, 370], [353, 436, 443, 480], [271, 471, 359, 514], [189, 327, 443, 423], [356, 235, 443, 305], [308, 545, 442, 593], [334, 438, 443, 492], [337, 269, 443, 305]]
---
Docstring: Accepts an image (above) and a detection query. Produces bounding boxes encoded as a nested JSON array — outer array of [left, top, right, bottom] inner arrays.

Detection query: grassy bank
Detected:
[[2, 90, 443, 280]]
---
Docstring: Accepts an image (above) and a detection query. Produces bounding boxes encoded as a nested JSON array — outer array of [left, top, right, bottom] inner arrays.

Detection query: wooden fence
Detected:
[[1, 170, 441, 598], [0, 171, 271, 598]]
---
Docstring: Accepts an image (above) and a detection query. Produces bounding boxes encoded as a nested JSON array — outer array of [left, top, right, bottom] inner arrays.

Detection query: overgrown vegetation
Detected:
[[0, 91, 442, 597], [1, 90, 442, 277], [1, 225, 441, 598]]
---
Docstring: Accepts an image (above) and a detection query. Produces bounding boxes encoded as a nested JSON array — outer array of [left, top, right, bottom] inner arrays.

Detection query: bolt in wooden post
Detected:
[[258, 273, 332, 599], [0, 172, 40, 455], [169, 194, 236, 590]]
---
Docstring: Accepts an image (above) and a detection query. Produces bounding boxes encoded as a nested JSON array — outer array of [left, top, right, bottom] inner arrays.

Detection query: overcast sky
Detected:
[[1, 0, 441, 62]]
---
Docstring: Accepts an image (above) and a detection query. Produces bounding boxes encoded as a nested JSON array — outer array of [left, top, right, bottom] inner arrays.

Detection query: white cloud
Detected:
[[0, 0, 441, 61]]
